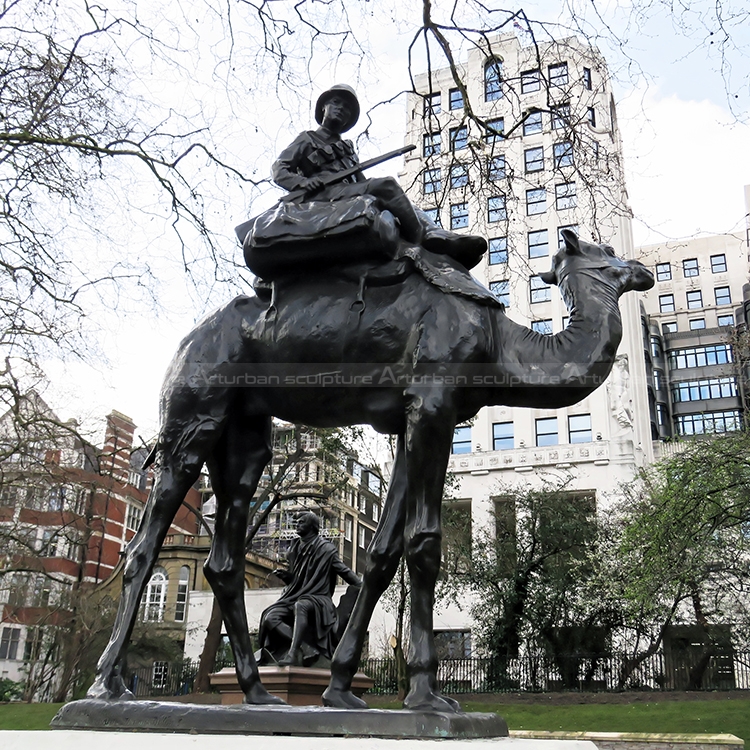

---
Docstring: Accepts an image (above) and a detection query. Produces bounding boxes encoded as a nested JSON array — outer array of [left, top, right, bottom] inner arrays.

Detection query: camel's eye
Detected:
[[603, 245, 616, 257]]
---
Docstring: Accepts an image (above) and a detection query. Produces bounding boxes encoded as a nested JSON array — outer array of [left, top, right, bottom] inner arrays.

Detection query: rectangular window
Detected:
[[488, 195, 507, 223], [676, 410, 742, 436], [555, 182, 576, 210], [659, 294, 675, 313], [450, 202, 468, 229], [358, 525, 366, 548], [568, 414, 592, 443], [0, 627, 21, 660], [452, 426, 472, 454], [662, 321, 678, 334], [553, 141, 574, 168], [657, 404, 668, 427], [683, 258, 699, 277], [528, 229, 549, 258], [449, 87, 463, 110], [711, 254, 727, 273], [532, 319, 553, 335], [557, 224, 579, 248], [490, 280, 510, 307], [126, 503, 142, 532], [715, 286, 732, 305], [344, 515, 353, 541], [492, 422, 514, 450], [524, 147, 544, 172], [536, 417, 558, 447], [686, 290, 703, 309], [549, 62, 569, 87], [423, 168, 441, 194], [449, 164, 469, 189], [526, 188, 546, 215], [656, 262, 672, 281], [488, 155, 506, 181], [489, 237, 508, 265], [587, 107, 596, 127], [424, 92, 441, 116], [689, 318, 706, 330], [523, 110, 543, 135], [718, 314, 734, 327], [358, 493, 367, 513], [485, 59, 503, 101], [551, 103, 570, 130], [671, 377, 738, 403], [521, 69, 541, 94], [583, 67, 592, 90], [423, 132, 441, 157], [423, 207, 441, 227], [651, 336, 662, 358], [449, 126, 468, 151], [667, 343, 733, 369], [485, 118, 504, 145], [372, 502, 380, 523], [530, 275, 551, 303], [175, 581, 189, 623]]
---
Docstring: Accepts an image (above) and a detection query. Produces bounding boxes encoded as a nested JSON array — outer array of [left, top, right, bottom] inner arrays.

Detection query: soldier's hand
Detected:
[[303, 176, 324, 195]]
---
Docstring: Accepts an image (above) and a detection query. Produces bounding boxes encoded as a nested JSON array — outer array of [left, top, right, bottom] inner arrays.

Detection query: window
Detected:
[[489, 237, 508, 265], [368, 474, 382, 496], [587, 107, 596, 127], [549, 62, 569, 87], [530, 275, 551, 303], [152, 661, 169, 690], [449, 87, 463, 110], [667, 343, 733, 369], [526, 188, 546, 215], [423, 168, 441, 194], [689, 318, 706, 330], [126, 503, 142, 532], [344, 515, 353, 541], [676, 410, 742, 436], [711, 254, 727, 273], [490, 280, 510, 307], [553, 141, 574, 168], [528, 229, 549, 258], [488, 195, 507, 223], [662, 321, 678, 334], [657, 404, 668, 427], [650, 336, 662, 358], [555, 182, 576, 210], [142, 568, 168, 622], [715, 286, 731, 305], [521, 69, 541, 93], [449, 126, 468, 151], [653, 370, 663, 392], [0, 627, 21, 660], [524, 147, 544, 172], [551, 103, 570, 130], [40, 529, 58, 557], [47, 486, 65, 511], [532, 319, 553, 335], [485, 118, 504, 145], [718, 314, 734, 327], [659, 294, 675, 313], [372, 502, 380, 523], [656, 262, 672, 281], [358, 525, 366, 548], [485, 58, 503, 101], [358, 493, 367, 513], [583, 67, 592, 90], [523, 110, 543, 135], [175, 566, 190, 622], [423, 132, 441, 157], [452, 426, 472, 454], [683, 258, 699, 277], [450, 202, 468, 229], [449, 164, 469, 189], [488, 155, 506, 181], [686, 290, 703, 309], [423, 207, 441, 227], [671, 377, 738, 403], [536, 417, 558, 446], [568, 414, 592, 443], [424, 92, 441, 115], [557, 224, 579, 248]]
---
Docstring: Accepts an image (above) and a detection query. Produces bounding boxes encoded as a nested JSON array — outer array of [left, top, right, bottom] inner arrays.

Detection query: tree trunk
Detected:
[[194, 596, 223, 693]]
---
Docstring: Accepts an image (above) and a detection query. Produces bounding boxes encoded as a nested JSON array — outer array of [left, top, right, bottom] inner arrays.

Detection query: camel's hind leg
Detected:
[[203, 413, 285, 705]]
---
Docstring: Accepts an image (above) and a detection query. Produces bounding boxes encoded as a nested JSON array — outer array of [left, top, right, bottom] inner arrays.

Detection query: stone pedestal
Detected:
[[210, 666, 374, 706]]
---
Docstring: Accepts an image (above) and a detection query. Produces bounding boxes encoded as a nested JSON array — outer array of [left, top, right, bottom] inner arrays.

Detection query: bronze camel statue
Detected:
[[87, 229, 653, 711]]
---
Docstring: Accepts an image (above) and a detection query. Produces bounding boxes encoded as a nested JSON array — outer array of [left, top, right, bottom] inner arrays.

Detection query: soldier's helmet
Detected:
[[315, 84, 360, 132]]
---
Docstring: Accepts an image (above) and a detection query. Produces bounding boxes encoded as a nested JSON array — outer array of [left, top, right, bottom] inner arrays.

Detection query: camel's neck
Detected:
[[486, 269, 623, 409]]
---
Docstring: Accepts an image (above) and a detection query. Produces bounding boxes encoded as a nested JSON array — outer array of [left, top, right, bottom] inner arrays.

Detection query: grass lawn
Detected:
[[1, 697, 749, 741]]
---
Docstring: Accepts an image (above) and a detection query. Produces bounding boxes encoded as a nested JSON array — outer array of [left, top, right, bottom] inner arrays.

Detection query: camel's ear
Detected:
[[539, 270, 557, 285], [560, 228, 581, 255]]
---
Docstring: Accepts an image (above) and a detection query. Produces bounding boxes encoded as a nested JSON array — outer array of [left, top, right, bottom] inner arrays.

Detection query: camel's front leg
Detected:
[[403, 394, 461, 713]]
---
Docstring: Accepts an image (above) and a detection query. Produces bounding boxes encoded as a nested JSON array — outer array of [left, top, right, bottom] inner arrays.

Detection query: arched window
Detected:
[[485, 58, 503, 101], [142, 567, 168, 622], [175, 566, 190, 622]]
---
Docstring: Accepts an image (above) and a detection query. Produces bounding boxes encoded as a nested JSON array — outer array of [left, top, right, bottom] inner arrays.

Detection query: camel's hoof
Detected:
[[403, 690, 459, 713], [86, 675, 135, 701], [243, 684, 287, 706], [322, 686, 369, 710], [439, 694, 462, 712]]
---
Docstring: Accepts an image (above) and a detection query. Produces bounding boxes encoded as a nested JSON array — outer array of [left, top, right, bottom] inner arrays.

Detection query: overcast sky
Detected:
[[39, 0, 750, 443]]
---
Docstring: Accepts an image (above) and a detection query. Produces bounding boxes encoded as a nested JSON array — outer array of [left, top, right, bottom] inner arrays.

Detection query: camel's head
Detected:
[[540, 229, 654, 297]]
